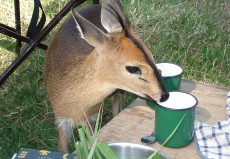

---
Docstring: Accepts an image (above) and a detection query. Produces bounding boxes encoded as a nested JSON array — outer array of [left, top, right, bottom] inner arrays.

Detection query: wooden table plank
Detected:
[[180, 79, 229, 124], [98, 80, 229, 159]]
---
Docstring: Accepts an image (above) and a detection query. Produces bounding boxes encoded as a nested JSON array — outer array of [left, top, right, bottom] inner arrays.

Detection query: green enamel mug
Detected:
[[155, 92, 198, 148], [156, 62, 183, 92], [147, 63, 183, 110]]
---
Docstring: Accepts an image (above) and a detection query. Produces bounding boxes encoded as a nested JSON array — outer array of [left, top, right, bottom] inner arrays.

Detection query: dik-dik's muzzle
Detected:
[[145, 90, 169, 103], [160, 91, 169, 102]]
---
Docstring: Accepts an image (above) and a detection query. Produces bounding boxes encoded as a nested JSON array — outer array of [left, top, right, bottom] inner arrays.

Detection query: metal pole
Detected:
[[14, 0, 21, 54], [0, 25, 48, 50]]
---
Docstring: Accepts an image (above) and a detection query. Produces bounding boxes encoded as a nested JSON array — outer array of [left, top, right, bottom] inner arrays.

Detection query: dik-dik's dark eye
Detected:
[[125, 66, 142, 75]]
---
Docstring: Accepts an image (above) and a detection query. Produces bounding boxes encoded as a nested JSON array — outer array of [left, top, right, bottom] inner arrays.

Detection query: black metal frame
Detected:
[[0, 0, 99, 86], [14, 0, 21, 53]]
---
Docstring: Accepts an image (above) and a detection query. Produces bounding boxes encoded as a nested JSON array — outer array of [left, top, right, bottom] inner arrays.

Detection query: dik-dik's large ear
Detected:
[[72, 9, 108, 47], [101, 0, 129, 33]]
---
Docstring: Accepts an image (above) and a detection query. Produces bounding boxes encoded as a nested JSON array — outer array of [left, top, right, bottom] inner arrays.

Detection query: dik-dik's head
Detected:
[[72, 0, 169, 102]]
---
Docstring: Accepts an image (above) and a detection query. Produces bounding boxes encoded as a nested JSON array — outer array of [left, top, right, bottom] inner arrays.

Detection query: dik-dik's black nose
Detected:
[[160, 91, 169, 102]]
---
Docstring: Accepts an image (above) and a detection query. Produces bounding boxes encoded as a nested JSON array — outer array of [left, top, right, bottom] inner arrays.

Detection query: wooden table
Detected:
[[98, 79, 229, 159]]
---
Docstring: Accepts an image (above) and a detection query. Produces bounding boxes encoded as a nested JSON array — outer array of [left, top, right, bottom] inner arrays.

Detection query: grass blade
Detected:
[[83, 125, 103, 159], [94, 104, 103, 134], [75, 142, 83, 159], [97, 141, 119, 159], [78, 127, 89, 158], [87, 137, 98, 159]]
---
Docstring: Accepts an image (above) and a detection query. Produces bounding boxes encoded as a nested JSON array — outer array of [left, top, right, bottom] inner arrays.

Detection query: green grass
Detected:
[[0, 0, 229, 158], [123, 0, 230, 86]]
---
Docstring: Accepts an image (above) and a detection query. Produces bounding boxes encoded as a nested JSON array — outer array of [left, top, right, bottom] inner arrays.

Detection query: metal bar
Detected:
[[0, 23, 16, 32], [0, 0, 87, 85], [14, 0, 21, 54], [0, 25, 48, 50]]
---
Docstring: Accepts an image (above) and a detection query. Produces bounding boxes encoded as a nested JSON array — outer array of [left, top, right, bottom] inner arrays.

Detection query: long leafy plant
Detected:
[[75, 105, 186, 159], [75, 105, 119, 159]]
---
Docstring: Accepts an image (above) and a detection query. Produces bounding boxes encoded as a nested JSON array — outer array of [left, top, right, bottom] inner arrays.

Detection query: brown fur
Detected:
[[45, 0, 168, 152]]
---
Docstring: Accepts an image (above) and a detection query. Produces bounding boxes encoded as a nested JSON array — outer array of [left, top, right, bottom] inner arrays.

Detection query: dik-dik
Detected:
[[45, 0, 169, 152]]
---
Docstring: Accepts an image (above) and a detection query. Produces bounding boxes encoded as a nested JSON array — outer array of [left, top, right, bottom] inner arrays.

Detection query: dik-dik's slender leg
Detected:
[[57, 127, 68, 152], [110, 90, 124, 116], [55, 103, 103, 152], [56, 118, 75, 152]]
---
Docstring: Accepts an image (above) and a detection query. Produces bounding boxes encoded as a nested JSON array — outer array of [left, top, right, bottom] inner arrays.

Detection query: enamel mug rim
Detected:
[[156, 62, 184, 78]]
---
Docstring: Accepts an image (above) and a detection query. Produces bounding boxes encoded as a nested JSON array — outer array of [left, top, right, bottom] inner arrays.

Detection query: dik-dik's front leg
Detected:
[[110, 90, 124, 117], [56, 102, 102, 152], [56, 118, 75, 152]]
